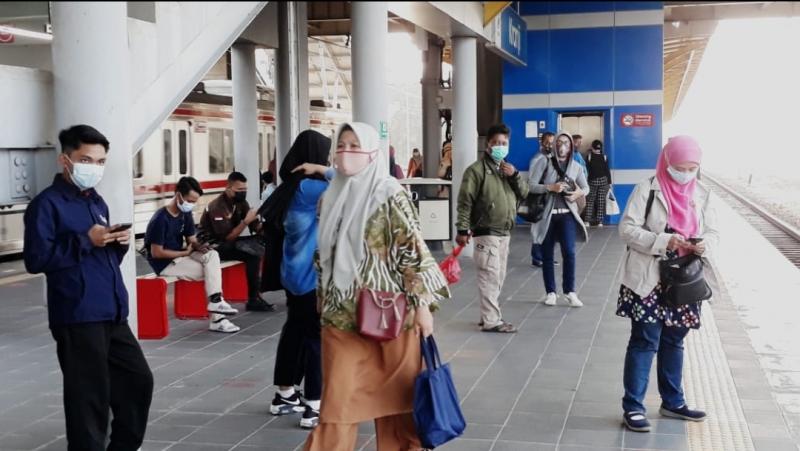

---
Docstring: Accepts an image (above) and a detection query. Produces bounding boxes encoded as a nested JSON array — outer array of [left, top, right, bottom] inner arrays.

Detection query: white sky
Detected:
[[665, 18, 800, 178]]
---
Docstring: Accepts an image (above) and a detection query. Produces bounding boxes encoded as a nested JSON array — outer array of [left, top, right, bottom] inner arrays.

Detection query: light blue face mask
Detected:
[[667, 166, 698, 185], [178, 193, 195, 213], [67, 160, 104, 191], [490, 145, 509, 161]]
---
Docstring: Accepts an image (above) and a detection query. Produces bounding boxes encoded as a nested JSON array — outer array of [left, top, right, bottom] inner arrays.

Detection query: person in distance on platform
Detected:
[[259, 130, 334, 429], [260, 171, 276, 203], [199, 171, 275, 312], [456, 123, 529, 333], [529, 132, 589, 308], [407, 147, 424, 178], [617, 135, 719, 432], [584, 139, 612, 227], [23, 124, 154, 451], [436, 140, 453, 198], [303, 122, 450, 450], [530, 131, 555, 268], [145, 176, 242, 333]]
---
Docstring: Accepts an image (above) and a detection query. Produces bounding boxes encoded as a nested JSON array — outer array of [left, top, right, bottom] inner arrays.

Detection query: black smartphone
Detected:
[[109, 223, 132, 232], [688, 237, 703, 244]]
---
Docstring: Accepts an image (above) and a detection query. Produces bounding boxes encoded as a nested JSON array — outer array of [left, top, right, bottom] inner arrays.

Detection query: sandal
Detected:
[[481, 322, 517, 333]]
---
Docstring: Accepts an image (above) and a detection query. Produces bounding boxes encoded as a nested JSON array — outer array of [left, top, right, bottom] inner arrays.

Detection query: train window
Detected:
[[133, 149, 143, 179], [209, 128, 235, 174], [179, 130, 188, 174], [163, 129, 173, 175]]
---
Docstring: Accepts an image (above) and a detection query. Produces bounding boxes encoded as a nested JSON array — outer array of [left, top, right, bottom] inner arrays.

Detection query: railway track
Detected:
[[703, 173, 800, 267]]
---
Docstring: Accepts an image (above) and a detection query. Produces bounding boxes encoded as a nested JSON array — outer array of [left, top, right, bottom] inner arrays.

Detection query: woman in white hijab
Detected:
[[304, 122, 451, 451]]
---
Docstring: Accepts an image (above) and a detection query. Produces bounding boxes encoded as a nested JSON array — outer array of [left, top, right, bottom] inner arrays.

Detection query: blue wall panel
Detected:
[[519, 2, 550, 16], [610, 105, 662, 170], [614, 1, 663, 11], [503, 30, 550, 94], [549, 28, 614, 92], [614, 26, 664, 91], [503, 108, 550, 171], [547, 2, 615, 14]]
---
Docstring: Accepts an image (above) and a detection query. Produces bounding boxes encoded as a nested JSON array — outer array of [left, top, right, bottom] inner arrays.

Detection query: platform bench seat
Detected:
[[136, 260, 247, 339]]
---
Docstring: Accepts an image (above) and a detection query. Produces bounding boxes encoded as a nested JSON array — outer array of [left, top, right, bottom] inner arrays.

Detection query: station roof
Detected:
[[663, 1, 800, 121]]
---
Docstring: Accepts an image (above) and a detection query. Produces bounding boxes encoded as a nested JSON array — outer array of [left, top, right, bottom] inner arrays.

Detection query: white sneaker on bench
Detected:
[[209, 318, 240, 333], [208, 299, 238, 315]]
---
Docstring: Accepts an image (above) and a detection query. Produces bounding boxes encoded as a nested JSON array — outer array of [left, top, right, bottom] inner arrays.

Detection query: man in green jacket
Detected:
[[456, 124, 528, 333]]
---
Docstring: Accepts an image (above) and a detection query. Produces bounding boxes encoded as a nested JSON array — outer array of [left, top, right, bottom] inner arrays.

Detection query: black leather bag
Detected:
[[517, 165, 549, 223], [659, 254, 712, 306]]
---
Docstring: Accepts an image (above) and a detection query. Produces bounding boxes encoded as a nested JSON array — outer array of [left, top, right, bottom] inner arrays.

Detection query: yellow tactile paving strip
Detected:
[[684, 305, 755, 451]]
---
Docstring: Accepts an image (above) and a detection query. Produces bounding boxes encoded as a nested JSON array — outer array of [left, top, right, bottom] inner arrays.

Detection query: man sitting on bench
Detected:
[[199, 171, 274, 312], [144, 176, 241, 333]]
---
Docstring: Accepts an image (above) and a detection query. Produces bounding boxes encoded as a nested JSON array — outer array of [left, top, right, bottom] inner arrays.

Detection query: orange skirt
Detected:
[[319, 326, 422, 424]]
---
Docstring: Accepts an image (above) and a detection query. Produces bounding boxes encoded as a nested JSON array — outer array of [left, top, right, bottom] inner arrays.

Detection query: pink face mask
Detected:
[[334, 148, 376, 177]]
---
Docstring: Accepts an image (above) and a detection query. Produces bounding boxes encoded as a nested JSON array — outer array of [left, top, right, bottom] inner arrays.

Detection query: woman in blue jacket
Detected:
[[260, 130, 333, 429]]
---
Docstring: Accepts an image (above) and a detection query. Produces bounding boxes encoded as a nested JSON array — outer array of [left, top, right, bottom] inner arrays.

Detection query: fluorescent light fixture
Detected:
[[0, 25, 53, 42]]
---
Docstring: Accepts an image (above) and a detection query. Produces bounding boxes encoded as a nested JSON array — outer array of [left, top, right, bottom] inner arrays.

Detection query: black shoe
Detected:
[[531, 259, 543, 267], [299, 405, 320, 429], [246, 298, 275, 312], [269, 392, 305, 416], [660, 404, 707, 422], [623, 411, 651, 432]]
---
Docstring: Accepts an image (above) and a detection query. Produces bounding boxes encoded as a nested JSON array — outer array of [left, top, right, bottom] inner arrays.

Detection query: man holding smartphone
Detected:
[[23, 125, 154, 451], [144, 176, 242, 333]]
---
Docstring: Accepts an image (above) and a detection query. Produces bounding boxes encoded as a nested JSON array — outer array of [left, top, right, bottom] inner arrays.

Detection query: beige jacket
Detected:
[[619, 177, 720, 298]]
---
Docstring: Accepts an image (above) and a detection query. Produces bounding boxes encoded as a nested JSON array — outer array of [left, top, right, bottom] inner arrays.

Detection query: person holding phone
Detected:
[[616, 136, 719, 432], [23, 125, 154, 451], [528, 132, 589, 308], [145, 176, 241, 333]]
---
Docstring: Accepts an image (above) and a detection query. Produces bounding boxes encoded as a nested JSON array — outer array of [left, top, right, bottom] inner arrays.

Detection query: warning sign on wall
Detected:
[[620, 113, 654, 128]]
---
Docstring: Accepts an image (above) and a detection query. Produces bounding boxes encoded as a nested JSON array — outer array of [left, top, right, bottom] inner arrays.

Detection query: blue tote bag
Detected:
[[413, 335, 466, 448]]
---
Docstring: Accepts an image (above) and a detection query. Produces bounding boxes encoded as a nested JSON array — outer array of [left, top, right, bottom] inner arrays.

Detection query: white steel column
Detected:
[[351, 1, 389, 162], [276, 1, 301, 182], [51, 3, 138, 331], [452, 36, 478, 255], [232, 43, 261, 208], [422, 40, 442, 177]]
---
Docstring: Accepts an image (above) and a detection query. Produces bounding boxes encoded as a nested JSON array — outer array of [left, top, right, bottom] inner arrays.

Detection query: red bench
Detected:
[[136, 260, 247, 339]]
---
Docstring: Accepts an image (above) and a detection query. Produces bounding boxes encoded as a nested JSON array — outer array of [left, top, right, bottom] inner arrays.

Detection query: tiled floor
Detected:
[[0, 227, 796, 450]]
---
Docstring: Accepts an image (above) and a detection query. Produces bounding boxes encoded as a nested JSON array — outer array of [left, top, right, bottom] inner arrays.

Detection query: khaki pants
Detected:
[[160, 250, 222, 297], [304, 413, 422, 451], [473, 235, 510, 328]]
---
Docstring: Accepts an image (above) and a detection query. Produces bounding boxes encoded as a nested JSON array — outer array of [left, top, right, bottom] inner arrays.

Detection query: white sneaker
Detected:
[[565, 292, 584, 307], [544, 293, 557, 306], [597, 223, 604, 228], [208, 299, 238, 315], [209, 318, 241, 333]]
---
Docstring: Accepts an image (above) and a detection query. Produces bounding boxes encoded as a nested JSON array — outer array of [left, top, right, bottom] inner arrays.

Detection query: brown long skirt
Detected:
[[304, 326, 423, 450]]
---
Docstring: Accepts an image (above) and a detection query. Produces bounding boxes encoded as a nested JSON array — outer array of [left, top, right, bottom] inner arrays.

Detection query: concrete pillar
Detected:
[[232, 43, 261, 208], [422, 39, 442, 177], [451, 36, 478, 256], [296, 1, 310, 131], [351, 1, 389, 169], [51, 3, 137, 331], [276, 1, 301, 182]]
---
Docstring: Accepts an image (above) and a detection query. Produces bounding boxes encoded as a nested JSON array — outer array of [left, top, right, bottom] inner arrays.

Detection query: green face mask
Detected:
[[490, 145, 509, 161]]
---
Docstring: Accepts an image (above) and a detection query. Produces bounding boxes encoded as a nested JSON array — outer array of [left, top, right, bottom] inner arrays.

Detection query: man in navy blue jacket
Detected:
[[23, 125, 153, 451]]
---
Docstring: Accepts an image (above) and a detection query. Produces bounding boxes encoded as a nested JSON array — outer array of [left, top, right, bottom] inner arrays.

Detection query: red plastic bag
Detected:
[[439, 245, 464, 285]]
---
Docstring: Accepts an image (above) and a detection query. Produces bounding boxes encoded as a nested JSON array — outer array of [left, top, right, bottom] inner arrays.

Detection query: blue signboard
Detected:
[[488, 6, 528, 66]]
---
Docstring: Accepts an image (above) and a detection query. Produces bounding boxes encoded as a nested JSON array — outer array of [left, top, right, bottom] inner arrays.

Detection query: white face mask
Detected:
[[67, 160, 105, 191], [667, 166, 698, 185]]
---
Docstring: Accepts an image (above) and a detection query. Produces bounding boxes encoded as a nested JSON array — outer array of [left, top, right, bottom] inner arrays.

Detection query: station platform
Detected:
[[0, 195, 799, 451]]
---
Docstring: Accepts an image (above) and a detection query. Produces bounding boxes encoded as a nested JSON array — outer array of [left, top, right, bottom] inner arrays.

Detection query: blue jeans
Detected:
[[531, 243, 542, 263], [622, 319, 690, 413], [541, 213, 577, 293]]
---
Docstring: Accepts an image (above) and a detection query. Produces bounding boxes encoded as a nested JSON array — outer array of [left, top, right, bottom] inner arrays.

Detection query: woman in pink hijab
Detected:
[[616, 136, 720, 433]]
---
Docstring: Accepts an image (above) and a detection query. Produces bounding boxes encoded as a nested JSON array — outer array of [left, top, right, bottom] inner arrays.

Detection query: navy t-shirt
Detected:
[[145, 207, 196, 274]]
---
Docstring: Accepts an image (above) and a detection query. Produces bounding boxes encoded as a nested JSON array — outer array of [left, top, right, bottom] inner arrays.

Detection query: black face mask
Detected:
[[233, 191, 247, 202]]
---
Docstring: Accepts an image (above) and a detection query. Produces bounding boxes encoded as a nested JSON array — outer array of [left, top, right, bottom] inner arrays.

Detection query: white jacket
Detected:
[[618, 177, 720, 298]]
